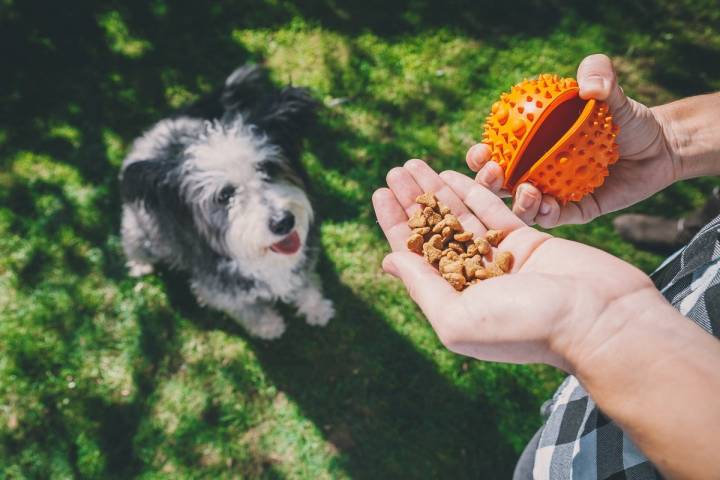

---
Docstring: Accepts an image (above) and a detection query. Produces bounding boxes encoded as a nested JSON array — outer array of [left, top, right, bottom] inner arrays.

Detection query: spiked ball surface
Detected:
[[482, 74, 620, 204]]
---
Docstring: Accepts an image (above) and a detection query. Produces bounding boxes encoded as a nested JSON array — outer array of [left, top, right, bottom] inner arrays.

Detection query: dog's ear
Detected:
[[120, 160, 179, 208], [257, 87, 319, 160], [221, 64, 273, 114]]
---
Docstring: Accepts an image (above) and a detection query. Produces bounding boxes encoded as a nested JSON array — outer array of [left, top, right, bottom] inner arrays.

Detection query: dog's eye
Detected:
[[217, 185, 235, 204], [257, 160, 281, 179]]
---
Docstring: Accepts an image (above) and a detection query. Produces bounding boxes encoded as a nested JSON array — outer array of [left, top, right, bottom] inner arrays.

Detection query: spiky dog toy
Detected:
[[482, 74, 620, 204]]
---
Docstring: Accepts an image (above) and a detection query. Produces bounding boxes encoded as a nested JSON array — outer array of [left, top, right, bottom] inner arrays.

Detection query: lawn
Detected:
[[1, 1, 719, 478]]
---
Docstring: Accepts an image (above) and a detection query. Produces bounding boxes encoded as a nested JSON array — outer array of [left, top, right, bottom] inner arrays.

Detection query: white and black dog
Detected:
[[119, 65, 334, 339]]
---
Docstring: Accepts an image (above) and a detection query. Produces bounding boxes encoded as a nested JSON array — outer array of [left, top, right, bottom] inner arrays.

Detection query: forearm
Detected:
[[652, 92, 720, 180], [572, 290, 720, 479]]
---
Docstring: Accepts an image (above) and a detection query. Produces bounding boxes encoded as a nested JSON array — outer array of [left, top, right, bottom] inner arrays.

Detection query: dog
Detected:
[[119, 65, 334, 339]]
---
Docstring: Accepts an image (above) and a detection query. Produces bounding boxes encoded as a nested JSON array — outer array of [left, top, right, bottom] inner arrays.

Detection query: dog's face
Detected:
[[179, 120, 313, 268]]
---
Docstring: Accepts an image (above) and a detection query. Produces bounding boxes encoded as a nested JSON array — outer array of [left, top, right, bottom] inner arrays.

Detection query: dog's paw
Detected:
[[302, 297, 334, 327], [246, 310, 287, 340], [127, 260, 154, 277]]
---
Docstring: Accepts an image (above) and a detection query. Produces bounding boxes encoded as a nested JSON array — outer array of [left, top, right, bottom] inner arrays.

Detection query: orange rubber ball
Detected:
[[482, 74, 620, 204]]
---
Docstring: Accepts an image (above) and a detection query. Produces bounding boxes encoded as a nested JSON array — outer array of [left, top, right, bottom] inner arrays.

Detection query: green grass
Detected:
[[1, 1, 719, 478]]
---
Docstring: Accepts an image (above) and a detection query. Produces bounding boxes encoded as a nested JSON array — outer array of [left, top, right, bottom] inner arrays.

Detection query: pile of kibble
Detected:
[[406, 192, 514, 291]]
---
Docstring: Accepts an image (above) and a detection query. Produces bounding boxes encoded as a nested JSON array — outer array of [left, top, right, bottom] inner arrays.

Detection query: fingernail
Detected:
[[517, 187, 536, 210], [584, 76, 606, 94], [539, 200, 551, 216], [478, 168, 498, 189]]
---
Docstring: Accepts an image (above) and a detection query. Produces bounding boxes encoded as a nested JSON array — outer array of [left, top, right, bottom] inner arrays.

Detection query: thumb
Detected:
[[383, 252, 457, 320], [576, 54, 628, 115]]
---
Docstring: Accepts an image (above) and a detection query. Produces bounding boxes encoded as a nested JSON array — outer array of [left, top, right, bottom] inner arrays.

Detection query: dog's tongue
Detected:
[[270, 231, 301, 255]]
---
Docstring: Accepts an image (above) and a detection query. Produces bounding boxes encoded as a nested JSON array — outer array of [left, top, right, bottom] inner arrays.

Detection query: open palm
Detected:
[[373, 159, 659, 370]]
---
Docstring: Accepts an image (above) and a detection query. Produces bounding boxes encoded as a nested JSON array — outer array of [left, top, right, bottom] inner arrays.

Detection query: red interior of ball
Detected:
[[507, 94, 588, 187]]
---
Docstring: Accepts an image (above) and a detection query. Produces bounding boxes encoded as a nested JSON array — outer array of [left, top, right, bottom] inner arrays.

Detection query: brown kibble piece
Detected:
[[463, 255, 484, 278], [443, 250, 459, 260], [439, 203, 451, 216], [432, 220, 446, 234], [448, 242, 464, 253], [424, 207, 442, 226], [485, 229, 505, 247], [428, 234, 443, 250], [495, 251, 514, 273], [475, 264, 502, 280], [408, 210, 426, 228], [444, 214, 463, 232], [466, 243, 478, 256], [407, 234, 424, 254], [441, 226, 453, 240], [474, 237, 491, 255], [416, 192, 438, 209], [428, 212, 443, 226], [423, 243, 443, 264], [475, 267, 490, 280], [440, 260, 464, 275], [454, 231, 473, 242], [443, 273, 466, 291], [438, 255, 454, 271], [413, 227, 431, 236]]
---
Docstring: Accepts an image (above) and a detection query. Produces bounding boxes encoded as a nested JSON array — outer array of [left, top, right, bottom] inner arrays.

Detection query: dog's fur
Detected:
[[119, 65, 333, 339]]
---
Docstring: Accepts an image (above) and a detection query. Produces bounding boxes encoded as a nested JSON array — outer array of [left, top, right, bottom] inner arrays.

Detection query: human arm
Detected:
[[466, 54, 720, 227], [373, 159, 720, 478]]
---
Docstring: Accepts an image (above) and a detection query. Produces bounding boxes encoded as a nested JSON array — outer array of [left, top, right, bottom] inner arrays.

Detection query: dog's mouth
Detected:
[[270, 230, 301, 255]]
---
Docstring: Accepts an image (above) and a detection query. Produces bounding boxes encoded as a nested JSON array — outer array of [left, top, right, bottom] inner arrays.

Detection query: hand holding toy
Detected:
[[468, 54, 678, 228]]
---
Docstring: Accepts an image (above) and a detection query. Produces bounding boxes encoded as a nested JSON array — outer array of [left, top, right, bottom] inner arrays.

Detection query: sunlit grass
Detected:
[[2, 1, 719, 477]]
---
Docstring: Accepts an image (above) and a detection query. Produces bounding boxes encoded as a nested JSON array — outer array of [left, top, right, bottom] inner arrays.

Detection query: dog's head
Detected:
[[179, 118, 313, 268], [122, 66, 318, 272]]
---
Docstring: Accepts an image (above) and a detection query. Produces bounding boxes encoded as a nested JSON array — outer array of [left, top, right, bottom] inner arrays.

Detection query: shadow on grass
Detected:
[[159, 256, 519, 478]]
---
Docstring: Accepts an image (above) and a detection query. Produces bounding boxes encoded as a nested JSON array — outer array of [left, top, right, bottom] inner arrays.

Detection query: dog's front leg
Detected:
[[228, 302, 287, 340], [291, 277, 334, 327]]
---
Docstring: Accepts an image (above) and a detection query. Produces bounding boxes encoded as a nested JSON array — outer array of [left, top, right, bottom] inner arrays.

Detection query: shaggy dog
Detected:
[[119, 65, 334, 339]]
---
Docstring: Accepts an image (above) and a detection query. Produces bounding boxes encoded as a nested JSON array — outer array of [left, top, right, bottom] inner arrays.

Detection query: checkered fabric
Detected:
[[530, 214, 720, 480]]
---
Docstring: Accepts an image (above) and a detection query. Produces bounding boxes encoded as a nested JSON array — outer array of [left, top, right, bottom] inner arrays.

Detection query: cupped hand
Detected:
[[466, 54, 680, 227], [372, 159, 663, 371]]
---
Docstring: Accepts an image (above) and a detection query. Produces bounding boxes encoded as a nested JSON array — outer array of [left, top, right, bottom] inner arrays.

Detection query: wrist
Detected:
[[649, 104, 686, 183], [568, 287, 677, 381], [652, 93, 720, 180]]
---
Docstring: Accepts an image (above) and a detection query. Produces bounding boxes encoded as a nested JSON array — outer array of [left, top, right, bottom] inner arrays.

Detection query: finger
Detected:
[[404, 159, 488, 236], [512, 183, 542, 225], [440, 170, 526, 232], [535, 194, 601, 228], [382, 252, 457, 322], [466, 143, 491, 172], [386, 166, 424, 217], [535, 195, 561, 228], [474, 161, 506, 194], [576, 54, 630, 119], [372, 188, 413, 251]]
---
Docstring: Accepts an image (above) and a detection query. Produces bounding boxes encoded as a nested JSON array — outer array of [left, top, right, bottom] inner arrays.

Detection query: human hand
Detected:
[[466, 54, 680, 227], [372, 160, 665, 371]]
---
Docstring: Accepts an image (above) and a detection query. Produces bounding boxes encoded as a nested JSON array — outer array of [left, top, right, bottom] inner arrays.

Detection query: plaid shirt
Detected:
[[530, 214, 720, 480]]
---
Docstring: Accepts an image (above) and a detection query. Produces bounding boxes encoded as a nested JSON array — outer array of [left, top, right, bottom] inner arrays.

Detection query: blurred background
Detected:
[[1, 0, 718, 477]]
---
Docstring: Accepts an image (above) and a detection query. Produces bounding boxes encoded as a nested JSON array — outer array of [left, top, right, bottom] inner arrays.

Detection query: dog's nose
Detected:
[[269, 211, 295, 236]]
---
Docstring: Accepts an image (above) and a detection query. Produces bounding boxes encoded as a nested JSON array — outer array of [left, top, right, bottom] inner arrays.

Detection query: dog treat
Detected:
[[407, 233, 424, 254], [495, 251, 514, 273], [485, 229, 505, 247], [406, 192, 514, 291]]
